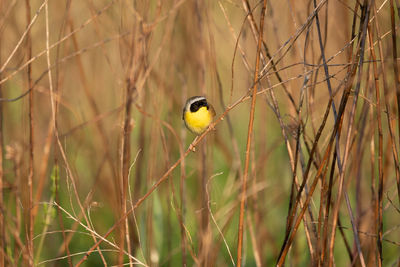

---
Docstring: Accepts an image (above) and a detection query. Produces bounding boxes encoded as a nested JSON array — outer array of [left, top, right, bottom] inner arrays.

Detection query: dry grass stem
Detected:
[[0, 0, 399, 266]]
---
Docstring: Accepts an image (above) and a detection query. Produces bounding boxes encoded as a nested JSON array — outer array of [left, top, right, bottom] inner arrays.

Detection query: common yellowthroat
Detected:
[[182, 96, 216, 135]]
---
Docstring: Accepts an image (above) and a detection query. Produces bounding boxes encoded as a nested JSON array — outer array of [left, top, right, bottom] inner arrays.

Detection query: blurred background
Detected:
[[0, 0, 399, 266]]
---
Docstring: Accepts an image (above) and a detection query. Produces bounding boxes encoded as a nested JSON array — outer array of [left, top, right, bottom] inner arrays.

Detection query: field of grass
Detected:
[[0, 0, 400, 266]]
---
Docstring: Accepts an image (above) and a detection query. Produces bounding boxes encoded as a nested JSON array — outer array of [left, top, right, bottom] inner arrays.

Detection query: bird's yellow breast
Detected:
[[184, 106, 213, 134]]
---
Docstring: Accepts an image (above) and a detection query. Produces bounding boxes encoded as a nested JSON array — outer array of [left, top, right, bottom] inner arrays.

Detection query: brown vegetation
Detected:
[[0, 0, 399, 266]]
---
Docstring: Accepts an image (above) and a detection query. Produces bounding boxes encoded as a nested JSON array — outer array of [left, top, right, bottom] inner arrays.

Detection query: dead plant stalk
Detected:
[[236, 1, 267, 266]]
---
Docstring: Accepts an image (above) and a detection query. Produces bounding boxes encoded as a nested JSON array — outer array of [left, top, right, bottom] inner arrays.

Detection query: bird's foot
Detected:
[[189, 143, 196, 152]]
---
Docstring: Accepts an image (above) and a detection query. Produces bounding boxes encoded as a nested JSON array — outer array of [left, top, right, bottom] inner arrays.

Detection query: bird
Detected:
[[182, 96, 216, 135]]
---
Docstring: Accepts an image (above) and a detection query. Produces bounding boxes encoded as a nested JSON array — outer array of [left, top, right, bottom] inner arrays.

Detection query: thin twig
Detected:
[[236, 1, 267, 266], [25, 0, 34, 265]]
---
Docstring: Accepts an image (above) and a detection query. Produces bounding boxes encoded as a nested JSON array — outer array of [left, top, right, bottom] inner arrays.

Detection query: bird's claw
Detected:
[[189, 144, 196, 152]]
